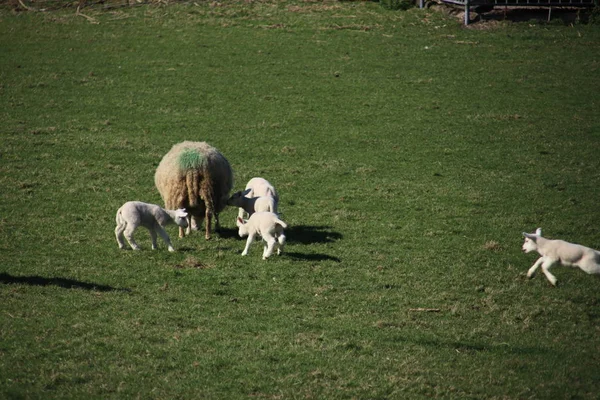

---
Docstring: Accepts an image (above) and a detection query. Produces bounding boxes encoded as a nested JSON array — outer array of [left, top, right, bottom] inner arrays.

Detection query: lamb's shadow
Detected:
[[0, 273, 131, 292], [286, 225, 343, 245], [216, 227, 239, 240], [285, 252, 341, 263]]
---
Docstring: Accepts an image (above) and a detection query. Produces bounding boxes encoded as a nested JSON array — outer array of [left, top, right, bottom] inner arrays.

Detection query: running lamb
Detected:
[[522, 228, 600, 286], [236, 212, 287, 260], [115, 201, 188, 252]]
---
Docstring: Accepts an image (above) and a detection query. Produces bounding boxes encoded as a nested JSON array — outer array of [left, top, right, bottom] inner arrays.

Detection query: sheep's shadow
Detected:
[[286, 225, 343, 245], [0, 273, 131, 292]]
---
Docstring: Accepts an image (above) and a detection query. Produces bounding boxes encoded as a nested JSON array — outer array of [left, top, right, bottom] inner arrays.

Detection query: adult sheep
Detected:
[[155, 141, 233, 240]]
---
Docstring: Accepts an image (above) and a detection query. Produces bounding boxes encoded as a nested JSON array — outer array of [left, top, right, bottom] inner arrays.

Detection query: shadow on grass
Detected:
[[215, 227, 239, 240], [285, 252, 341, 262], [286, 225, 343, 245], [0, 273, 131, 292], [391, 334, 549, 356], [216, 225, 343, 245]]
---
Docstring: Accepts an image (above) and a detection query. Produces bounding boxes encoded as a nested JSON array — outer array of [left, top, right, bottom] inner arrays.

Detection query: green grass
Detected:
[[1, 1, 600, 398]]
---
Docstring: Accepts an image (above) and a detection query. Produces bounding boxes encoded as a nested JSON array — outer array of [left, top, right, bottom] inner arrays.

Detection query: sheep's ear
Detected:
[[535, 228, 542, 236], [236, 217, 244, 226], [242, 188, 252, 196]]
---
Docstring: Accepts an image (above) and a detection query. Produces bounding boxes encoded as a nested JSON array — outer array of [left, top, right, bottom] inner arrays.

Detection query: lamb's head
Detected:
[[174, 209, 189, 228], [522, 228, 542, 253], [227, 189, 252, 207], [236, 217, 248, 237]]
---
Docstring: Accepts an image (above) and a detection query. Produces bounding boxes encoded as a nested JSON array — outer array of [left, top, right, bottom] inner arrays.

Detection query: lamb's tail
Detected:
[[115, 207, 124, 226], [267, 197, 277, 214], [274, 218, 287, 229]]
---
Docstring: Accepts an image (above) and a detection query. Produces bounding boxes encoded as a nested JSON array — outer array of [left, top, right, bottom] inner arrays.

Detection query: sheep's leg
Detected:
[[155, 225, 175, 252], [242, 234, 255, 256], [527, 257, 544, 279], [115, 223, 127, 249], [124, 226, 140, 250], [149, 229, 158, 250], [541, 259, 558, 286], [205, 208, 212, 240]]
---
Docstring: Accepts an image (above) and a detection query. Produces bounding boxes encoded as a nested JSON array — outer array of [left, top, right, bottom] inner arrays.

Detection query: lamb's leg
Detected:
[[115, 223, 127, 249], [242, 234, 255, 256], [277, 233, 286, 255], [190, 216, 200, 232], [578, 257, 600, 275], [155, 225, 175, 252], [179, 217, 188, 238], [185, 216, 193, 236], [124, 226, 140, 251], [214, 213, 220, 233], [238, 207, 246, 222], [149, 229, 158, 250], [541, 259, 558, 286], [527, 257, 544, 279], [263, 237, 276, 260]]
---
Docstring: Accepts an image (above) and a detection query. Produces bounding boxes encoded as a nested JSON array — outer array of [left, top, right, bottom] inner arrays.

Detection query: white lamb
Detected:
[[227, 189, 277, 216], [522, 228, 600, 286], [236, 212, 287, 260], [115, 201, 188, 252], [232, 177, 279, 220]]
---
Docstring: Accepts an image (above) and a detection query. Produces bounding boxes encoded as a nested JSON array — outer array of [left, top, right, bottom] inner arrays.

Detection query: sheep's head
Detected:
[[522, 228, 542, 253], [175, 209, 189, 228]]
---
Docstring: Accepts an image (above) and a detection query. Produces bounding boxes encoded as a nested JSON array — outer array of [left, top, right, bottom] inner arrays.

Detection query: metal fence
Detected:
[[421, 0, 596, 24]]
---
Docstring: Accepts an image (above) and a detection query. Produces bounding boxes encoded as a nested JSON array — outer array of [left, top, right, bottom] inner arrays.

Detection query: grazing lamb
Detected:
[[522, 228, 600, 286], [227, 189, 277, 216], [234, 177, 278, 220], [115, 201, 188, 252], [155, 141, 233, 240], [236, 212, 287, 260]]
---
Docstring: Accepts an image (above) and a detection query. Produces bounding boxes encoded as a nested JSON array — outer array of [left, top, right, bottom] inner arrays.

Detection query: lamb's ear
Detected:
[[535, 228, 542, 236], [236, 217, 244, 226], [242, 188, 252, 196], [523, 232, 537, 241], [176, 209, 188, 218]]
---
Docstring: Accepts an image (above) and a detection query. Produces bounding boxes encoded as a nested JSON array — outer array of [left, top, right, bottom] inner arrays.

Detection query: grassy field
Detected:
[[1, 1, 600, 398]]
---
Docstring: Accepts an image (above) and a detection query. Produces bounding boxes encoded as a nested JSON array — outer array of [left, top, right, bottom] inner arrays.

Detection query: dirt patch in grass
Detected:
[[173, 256, 212, 270]]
